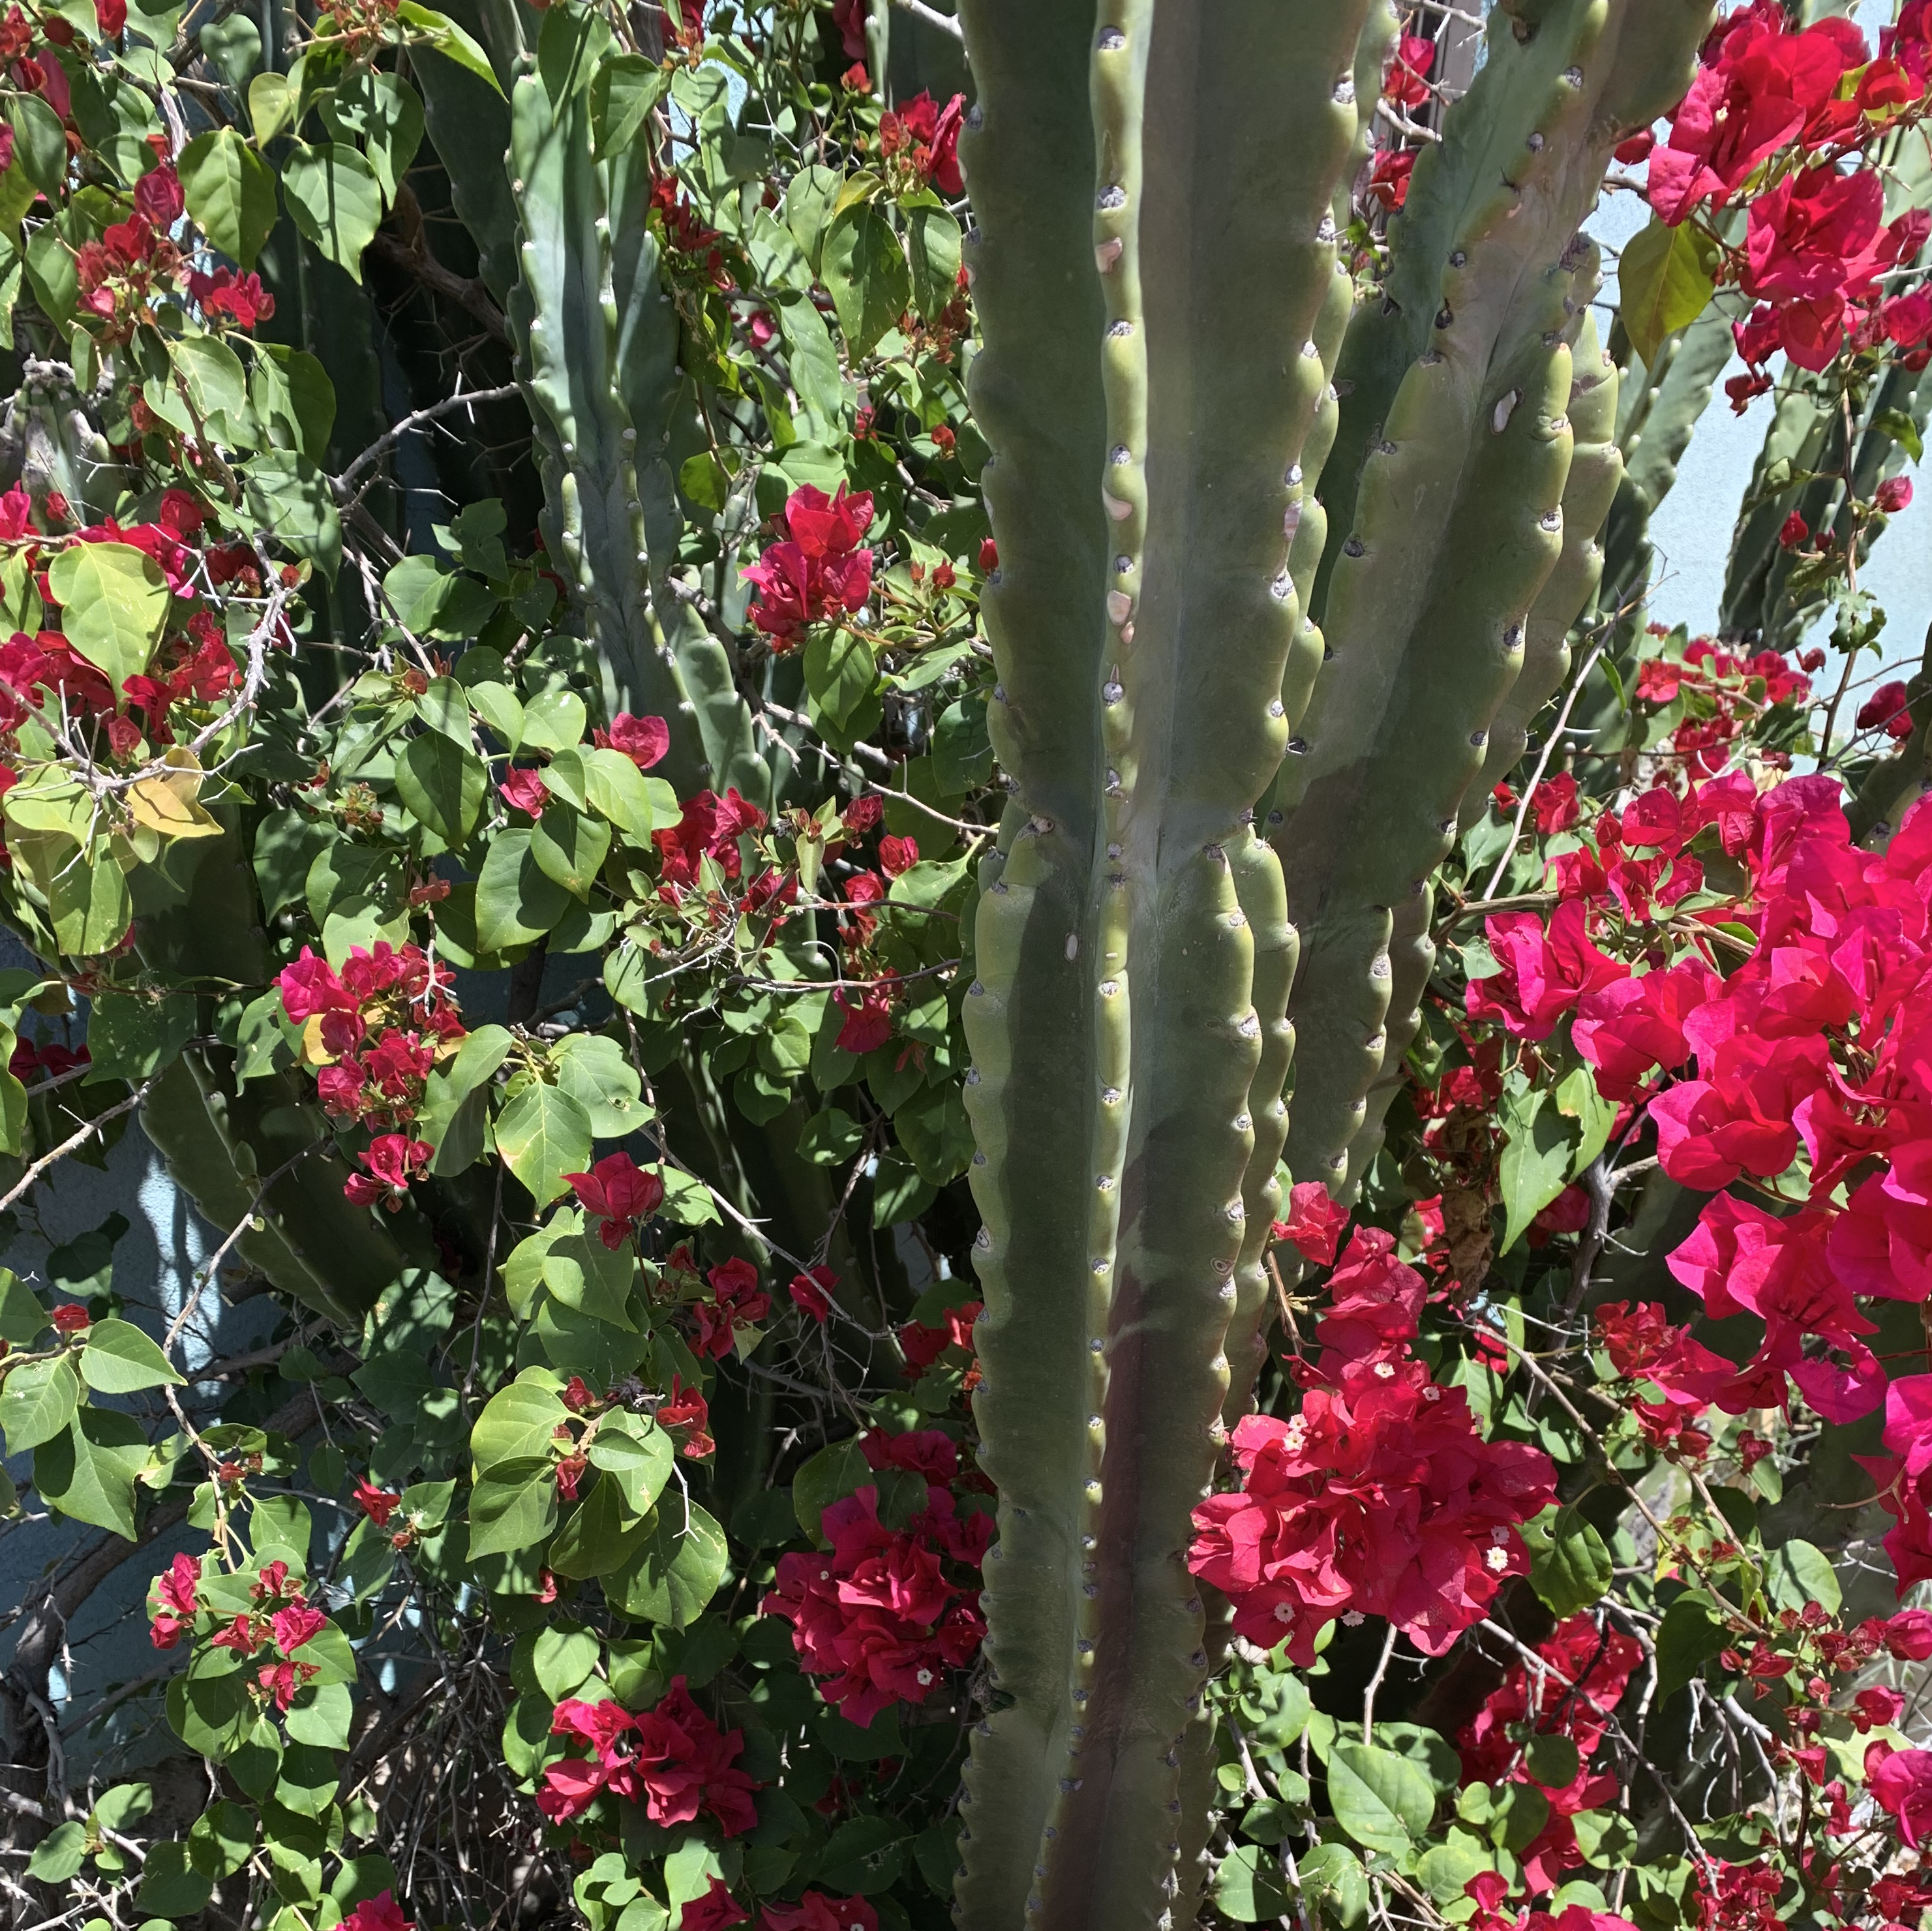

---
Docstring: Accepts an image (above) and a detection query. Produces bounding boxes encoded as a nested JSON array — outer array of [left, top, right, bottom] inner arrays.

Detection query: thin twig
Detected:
[[0, 1082, 155, 1214]]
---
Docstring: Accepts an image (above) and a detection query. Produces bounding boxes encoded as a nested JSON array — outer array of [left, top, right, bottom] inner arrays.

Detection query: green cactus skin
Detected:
[[1720, 356, 1930, 649], [1850, 620, 1932, 849], [505, 62, 762, 801], [950, 5, 1368, 1925], [1472, 303, 1624, 812], [1593, 303, 1733, 630], [1276, 0, 1708, 1200]]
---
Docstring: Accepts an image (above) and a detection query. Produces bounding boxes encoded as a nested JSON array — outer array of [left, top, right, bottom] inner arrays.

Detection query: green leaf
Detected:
[[543, 1229, 637, 1329], [282, 142, 384, 281], [590, 53, 665, 156], [22, 222, 75, 326], [10, 95, 67, 196], [1655, 1590, 1730, 1703], [0, 1354, 79, 1454], [552, 1033, 647, 1138], [187, 1799, 252, 1879], [550, 1475, 654, 1577], [0, 1270, 47, 1346], [395, 731, 487, 847], [609, 1502, 729, 1628], [137, 1839, 215, 1916], [1213, 1844, 1290, 1924], [1873, 406, 1925, 465], [814, 1816, 907, 1894], [179, 127, 279, 269], [472, 1369, 568, 1471], [474, 827, 573, 953], [249, 69, 294, 143], [325, 70, 423, 204], [520, 688, 587, 752], [1524, 1504, 1613, 1617], [1327, 1739, 1436, 1857], [1524, 1733, 1580, 1788], [821, 204, 910, 360], [85, 992, 196, 1084], [466, 1457, 557, 1558], [174, 333, 249, 424], [48, 543, 169, 690], [495, 1081, 594, 1207], [1618, 219, 1719, 366], [80, 1317, 184, 1392], [34, 1406, 151, 1537], [577, 747, 657, 838], [532, 802, 611, 899], [241, 451, 341, 581], [284, 1679, 354, 1749], [26, 1820, 87, 1882], [395, 1, 504, 93], [1299, 1843, 1368, 1928], [1498, 1086, 1577, 1254], [1415, 1833, 1493, 1906], [907, 204, 961, 326], [587, 1410, 672, 1516], [1766, 1538, 1841, 1618], [533, 1624, 603, 1700]]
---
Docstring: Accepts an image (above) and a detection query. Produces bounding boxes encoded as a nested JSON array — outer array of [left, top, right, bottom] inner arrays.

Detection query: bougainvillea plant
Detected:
[[5, 3, 1932, 1931]]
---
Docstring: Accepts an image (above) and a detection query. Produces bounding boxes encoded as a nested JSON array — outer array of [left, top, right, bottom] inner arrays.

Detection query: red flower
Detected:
[[342, 1896, 415, 1931], [49, 1303, 90, 1332], [1777, 510, 1809, 549], [1273, 1181, 1349, 1268], [762, 1895, 877, 1931], [1879, 475, 1916, 514], [1465, 900, 1625, 1041], [899, 1301, 981, 1374], [1189, 1232, 1555, 1662], [499, 765, 550, 815], [149, 1551, 200, 1649], [742, 485, 876, 649], [595, 711, 669, 768], [564, 1152, 665, 1249], [682, 1880, 749, 1931], [1858, 679, 1913, 736], [763, 1485, 986, 1725], [691, 1256, 772, 1358], [354, 1480, 400, 1526], [978, 538, 998, 573], [537, 1678, 760, 1833], [659, 1375, 715, 1459], [832, 982, 894, 1055], [1529, 771, 1580, 834], [271, 1604, 328, 1653], [831, 0, 867, 57], [1572, 960, 1720, 1102], [790, 1265, 838, 1322], [1366, 147, 1414, 212], [1873, 1746, 1932, 1849], [878, 833, 918, 878], [1613, 129, 1656, 165], [1383, 33, 1434, 108], [1458, 1614, 1644, 1893], [134, 164, 183, 228], [344, 1134, 432, 1209]]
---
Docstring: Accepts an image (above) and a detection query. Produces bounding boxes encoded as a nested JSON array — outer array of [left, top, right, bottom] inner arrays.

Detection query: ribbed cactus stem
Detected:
[[506, 67, 758, 799], [952, 7, 1368, 1926], [1473, 302, 1623, 809], [1274, 0, 1709, 1200]]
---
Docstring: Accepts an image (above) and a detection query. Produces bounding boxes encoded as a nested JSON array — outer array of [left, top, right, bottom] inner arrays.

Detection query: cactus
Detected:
[[1278, 0, 1709, 1202], [952, 7, 1370, 1923], [946, 8, 1708, 1924]]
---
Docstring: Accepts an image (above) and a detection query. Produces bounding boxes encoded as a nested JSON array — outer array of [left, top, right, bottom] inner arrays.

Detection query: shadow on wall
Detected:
[[0, 924, 284, 1778]]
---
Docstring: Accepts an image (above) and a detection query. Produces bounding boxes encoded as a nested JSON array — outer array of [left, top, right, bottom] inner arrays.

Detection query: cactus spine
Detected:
[[952, 6, 1368, 1925]]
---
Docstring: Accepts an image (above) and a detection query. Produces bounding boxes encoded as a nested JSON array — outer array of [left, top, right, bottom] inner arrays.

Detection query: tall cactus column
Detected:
[[952, 7, 1368, 1928]]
